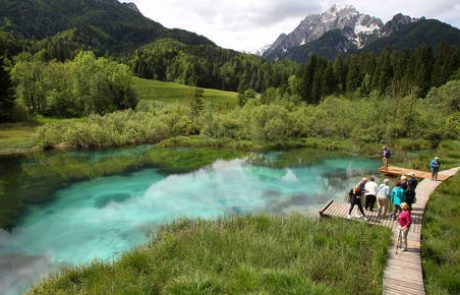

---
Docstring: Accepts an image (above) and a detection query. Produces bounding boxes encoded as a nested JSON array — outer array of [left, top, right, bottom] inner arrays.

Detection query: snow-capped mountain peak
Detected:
[[262, 4, 385, 60]]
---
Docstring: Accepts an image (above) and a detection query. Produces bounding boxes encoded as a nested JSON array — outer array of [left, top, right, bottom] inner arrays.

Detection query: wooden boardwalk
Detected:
[[379, 166, 449, 181], [319, 167, 459, 295]]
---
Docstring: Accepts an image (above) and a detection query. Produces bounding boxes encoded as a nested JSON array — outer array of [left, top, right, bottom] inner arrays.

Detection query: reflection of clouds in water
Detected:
[[0, 155, 379, 295], [282, 168, 299, 182], [0, 253, 54, 295]]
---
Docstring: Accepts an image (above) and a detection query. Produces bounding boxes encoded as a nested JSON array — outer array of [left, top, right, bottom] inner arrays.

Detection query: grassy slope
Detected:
[[421, 141, 460, 295], [28, 215, 391, 295], [132, 76, 238, 107]]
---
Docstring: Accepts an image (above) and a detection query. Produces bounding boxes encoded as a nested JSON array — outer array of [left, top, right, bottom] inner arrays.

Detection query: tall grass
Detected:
[[422, 175, 460, 294], [420, 140, 460, 295], [28, 215, 391, 294]]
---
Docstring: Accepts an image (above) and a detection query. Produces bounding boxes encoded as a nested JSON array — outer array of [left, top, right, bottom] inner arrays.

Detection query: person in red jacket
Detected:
[[398, 202, 411, 251]]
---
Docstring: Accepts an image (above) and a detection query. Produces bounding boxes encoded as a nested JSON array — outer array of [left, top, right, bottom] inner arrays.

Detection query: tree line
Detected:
[[131, 40, 460, 104]]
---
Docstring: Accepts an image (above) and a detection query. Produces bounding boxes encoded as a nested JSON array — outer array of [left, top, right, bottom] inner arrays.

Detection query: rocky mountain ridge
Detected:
[[263, 4, 419, 61]]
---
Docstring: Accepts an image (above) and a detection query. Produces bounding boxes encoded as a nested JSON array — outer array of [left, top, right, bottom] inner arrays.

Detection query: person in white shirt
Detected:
[[376, 179, 391, 216], [364, 176, 378, 211]]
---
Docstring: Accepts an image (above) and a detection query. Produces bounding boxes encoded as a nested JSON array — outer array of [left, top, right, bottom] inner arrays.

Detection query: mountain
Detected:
[[262, 5, 460, 62], [0, 0, 213, 53], [363, 19, 460, 52], [263, 5, 385, 61]]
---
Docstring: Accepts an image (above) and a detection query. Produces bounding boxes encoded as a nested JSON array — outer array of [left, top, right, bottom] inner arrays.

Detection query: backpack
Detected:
[[384, 149, 391, 158]]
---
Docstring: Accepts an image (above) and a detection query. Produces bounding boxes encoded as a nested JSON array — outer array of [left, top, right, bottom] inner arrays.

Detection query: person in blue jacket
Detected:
[[391, 181, 405, 220], [430, 157, 441, 181]]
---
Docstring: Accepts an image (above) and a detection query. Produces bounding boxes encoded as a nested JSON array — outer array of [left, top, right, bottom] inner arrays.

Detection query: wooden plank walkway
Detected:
[[379, 166, 449, 181], [319, 167, 459, 295]]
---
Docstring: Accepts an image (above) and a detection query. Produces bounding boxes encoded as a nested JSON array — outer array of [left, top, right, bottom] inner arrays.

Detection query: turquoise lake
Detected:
[[0, 148, 379, 294]]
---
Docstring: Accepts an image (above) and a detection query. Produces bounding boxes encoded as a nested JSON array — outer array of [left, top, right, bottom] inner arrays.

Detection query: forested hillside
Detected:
[[130, 40, 460, 102], [0, 0, 213, 55]]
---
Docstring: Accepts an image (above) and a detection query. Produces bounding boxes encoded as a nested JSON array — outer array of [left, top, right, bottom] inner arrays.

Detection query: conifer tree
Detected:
[[0, 57, 15, 122]]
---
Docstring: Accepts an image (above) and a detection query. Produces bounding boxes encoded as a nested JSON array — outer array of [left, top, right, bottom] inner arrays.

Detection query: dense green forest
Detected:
[[131, 39, 460, 102], [0, 0, 213, 54]]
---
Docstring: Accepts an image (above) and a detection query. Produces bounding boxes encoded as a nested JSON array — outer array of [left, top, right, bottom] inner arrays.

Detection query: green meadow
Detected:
[[132, 76, 238, 107]]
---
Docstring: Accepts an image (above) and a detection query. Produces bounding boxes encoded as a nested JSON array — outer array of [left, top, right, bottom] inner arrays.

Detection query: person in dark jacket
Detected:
[[347, 185, 368, 221], [405, 172, 418, 210], [382, 146, 391, 170]]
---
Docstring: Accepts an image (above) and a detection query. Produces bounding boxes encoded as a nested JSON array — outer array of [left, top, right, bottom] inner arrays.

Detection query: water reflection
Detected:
[[0, 151, 379, 294]]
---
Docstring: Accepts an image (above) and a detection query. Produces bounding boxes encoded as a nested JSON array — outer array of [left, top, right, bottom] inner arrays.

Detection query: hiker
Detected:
[[376, 179, 391, 216], [400, 175, 408, 191], [430, 156, 441, 180], [398, 202, 412, 251], [405, 172, 418, 210], [364, 176, 378, 211], [358, 177, 367, 194], [382, 146, 391, 170], [391, 181, 405, 220], [347, 185, 368, 221]]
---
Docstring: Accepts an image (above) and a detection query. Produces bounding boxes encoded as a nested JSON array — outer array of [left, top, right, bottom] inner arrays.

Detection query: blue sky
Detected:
[[121, 0, 460, 52]]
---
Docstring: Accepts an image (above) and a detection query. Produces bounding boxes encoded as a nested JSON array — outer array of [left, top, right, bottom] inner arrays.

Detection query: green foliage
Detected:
[[35, 85, 460, 151], [0, 56, 16, 122], [422, 174, 460, 295], [27, 215, 391, 294], [11, 51, 138, 117], [132, 38, 460, 106], [131, 39, 295, 93], [189, 87, 204, 120]]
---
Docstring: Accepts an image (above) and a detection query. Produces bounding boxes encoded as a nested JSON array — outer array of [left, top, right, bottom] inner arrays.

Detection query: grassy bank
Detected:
[[0, 122, 37, 155], [420, 140, 460, 295], [0, 117, 82, 155], [28, 215, 391, 294], [422, 175, 460, 294]]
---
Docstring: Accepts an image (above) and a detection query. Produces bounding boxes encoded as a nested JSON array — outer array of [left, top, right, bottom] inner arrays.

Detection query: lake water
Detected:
[[0, 148, 379, 294]]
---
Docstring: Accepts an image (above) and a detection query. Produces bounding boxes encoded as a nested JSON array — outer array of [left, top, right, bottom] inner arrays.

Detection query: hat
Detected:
[[401, 175, 407, 181], [435, 156, 439, 160], [408, 172, 415, 177]]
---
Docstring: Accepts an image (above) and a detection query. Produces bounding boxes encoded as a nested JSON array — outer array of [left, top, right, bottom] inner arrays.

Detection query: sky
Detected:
[[121, 0, 460, 53]]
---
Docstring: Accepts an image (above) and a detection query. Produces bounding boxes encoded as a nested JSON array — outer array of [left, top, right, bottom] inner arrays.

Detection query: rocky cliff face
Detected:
[[383, 13, 420, 35], [263, 5, 419, 61]]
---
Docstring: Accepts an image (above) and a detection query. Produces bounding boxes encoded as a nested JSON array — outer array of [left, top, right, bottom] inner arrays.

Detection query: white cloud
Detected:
[[121, 0, 460, 53]]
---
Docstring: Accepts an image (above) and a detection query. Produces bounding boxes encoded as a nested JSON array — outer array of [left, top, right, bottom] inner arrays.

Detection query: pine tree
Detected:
[[333, 55, 346, 94], [189, 87, 204, 119], [373, 48, 393, 95], [0, 56, 15, 122], [345, 55, 362, 93], [413, 46, 433, 98], [321, 63, 336, 96]]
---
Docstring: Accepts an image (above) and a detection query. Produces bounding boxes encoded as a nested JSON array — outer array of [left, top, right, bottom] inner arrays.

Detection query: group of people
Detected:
[[346, 173, 417, 220], [346, 174, 417, 251], [345, 145, 445, 252]]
